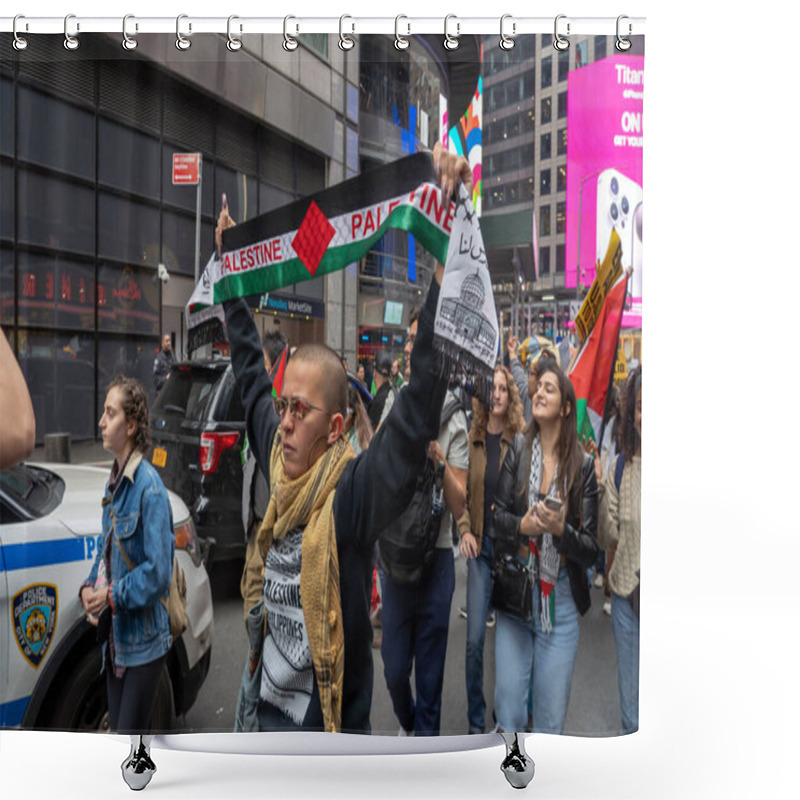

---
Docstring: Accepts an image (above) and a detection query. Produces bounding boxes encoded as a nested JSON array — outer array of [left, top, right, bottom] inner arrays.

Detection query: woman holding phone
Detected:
[[457, 365, 525, 734], [492, 357, 599, 733], [79, 376, 173, 786]]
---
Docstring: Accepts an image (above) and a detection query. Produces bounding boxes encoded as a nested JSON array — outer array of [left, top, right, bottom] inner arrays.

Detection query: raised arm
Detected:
[[338, 276, 447, 547], [223, 298, 279, 481]]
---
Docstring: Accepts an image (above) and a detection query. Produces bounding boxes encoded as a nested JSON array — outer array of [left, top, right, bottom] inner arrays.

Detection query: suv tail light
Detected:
[[199, 431, 240, 475]]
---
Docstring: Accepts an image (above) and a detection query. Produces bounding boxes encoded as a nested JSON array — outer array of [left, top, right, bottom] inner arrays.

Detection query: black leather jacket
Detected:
[[494, 444, 599, 616]]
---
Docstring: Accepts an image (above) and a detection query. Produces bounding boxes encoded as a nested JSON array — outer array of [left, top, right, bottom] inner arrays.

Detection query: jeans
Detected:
[[379, 547, 455, 736], [611, 590, 640, 734], [465, 536, 494, 733], [494, 565, 579, 734]]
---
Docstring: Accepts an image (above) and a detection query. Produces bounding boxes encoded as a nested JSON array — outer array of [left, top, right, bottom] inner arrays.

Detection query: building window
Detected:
[[558, 49, 570, 82], [18, 86, 95, 180], [558, 91, 568, 119], [98, 193, 160, 267], [541, 96, 552, 124], [595, 36, 607, 61], [539, 246, 550, 276], [556, 244, 565, 273], [556, 201, 566, 234], [540, 169, 551, 196], [540, 133, 552, 160], [557, 128, 567, 155], [300, 34, 329, 59], [99, 118, 160, 200], [557, 164, 567, 192], [539, 205, 551, 237], [541, 56, 552, 89]]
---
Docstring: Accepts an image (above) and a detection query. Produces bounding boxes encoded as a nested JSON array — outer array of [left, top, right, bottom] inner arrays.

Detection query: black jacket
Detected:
[[223, 278, 447, 733], [494, 444, 599, 616], [368, 380, 394, 431]]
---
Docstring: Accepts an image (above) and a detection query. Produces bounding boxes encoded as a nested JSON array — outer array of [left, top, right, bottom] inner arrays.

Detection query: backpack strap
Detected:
[[614, 452, 625, 492]]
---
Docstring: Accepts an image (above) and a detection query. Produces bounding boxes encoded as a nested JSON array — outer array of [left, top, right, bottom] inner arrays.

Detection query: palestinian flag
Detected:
[[269, 345, 289, 398], [569, 266, 629, 444]]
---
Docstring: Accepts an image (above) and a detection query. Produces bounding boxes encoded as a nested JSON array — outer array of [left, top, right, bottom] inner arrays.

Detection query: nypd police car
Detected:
[[0, 461, 213, 730]]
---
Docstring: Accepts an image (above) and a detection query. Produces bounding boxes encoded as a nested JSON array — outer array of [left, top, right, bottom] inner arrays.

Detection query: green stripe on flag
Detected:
[[214, 205, 449, 304]]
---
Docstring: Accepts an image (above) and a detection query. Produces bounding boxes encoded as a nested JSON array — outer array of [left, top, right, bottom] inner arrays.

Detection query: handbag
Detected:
[[490, 553, 533, 622], [115, 536, 187, 640]]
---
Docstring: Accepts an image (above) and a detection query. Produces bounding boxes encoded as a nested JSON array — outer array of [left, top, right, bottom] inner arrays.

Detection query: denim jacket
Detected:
[[85, 452, 174, 667]]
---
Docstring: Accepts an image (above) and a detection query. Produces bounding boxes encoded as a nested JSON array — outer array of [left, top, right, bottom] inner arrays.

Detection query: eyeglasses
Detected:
[[273, 395, 331, 421]]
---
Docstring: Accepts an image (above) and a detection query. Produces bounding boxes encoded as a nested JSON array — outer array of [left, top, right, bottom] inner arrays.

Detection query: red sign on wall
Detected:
[[172, 153, 201, 185]]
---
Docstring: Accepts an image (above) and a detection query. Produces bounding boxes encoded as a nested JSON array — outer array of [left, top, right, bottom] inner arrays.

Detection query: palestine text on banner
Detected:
[[573, 229, 624, 347], [214, 153, 446, 304], [569, 266, 630, 444]]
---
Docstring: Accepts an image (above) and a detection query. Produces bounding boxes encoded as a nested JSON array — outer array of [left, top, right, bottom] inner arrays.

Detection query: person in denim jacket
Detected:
[[80, 376, 174, 735]]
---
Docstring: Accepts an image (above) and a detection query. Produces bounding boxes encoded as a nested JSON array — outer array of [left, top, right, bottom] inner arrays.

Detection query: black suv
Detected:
[[149, 359, 246, 562]]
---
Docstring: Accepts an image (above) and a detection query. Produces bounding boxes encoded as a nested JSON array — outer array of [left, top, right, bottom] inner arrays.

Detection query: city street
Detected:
[[180, 553, 621, 737]]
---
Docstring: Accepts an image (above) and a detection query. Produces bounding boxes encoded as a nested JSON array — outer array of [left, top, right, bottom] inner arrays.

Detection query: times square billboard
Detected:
[[566, 55, 644, 328]]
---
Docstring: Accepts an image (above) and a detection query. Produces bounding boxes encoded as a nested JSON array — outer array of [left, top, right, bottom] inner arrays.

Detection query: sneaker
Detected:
[[398, 726, 414, 737], [594, 573, 605, 589], [458, 606, 468, 620], [603, 600, 611, 616], [486, 611, 496, 628]]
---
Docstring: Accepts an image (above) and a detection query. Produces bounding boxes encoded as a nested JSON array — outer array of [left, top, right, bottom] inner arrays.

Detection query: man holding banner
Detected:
[[212, 144, 491, 734]]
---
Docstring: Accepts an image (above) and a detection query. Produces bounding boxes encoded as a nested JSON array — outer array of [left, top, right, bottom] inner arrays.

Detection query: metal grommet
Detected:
[[394, 15, 410, 51], [616, 15, 632, 51], [443, 14, 460, 51], [122, 14, 138, 51], [176, 14, 191, 51], [12, 15, 28, 51], [283, 15, 298, 52], [227, 15, 242, 52], [339, 15, 355, 51], [499, 14, 516, 51], [553, 14, 570, 51], [64, 14, 80, 51]]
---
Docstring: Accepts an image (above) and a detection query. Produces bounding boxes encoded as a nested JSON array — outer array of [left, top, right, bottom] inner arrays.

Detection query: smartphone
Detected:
[[543, 496, 563, 512]]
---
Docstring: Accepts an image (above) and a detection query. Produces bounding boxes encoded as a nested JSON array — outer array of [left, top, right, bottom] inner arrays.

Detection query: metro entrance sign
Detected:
[[172, 153, 201, 185]]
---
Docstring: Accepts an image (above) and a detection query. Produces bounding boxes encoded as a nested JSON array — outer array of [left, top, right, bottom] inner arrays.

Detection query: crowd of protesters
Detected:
[[214, 143, 641, 738]]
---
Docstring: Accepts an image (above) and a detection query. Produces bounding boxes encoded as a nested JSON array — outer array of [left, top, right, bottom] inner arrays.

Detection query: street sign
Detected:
[[172, 153, 201, 185]]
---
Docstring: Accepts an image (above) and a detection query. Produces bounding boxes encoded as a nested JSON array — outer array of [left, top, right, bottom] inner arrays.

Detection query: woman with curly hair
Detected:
[[593, 365, 641, 734], [492, 359, 598, 734], [79, 375, 174, 741], [457, 365, 525, 733]]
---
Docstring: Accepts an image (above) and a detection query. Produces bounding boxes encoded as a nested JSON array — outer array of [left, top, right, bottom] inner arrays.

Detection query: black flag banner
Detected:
[[187, 153, 499, 405]]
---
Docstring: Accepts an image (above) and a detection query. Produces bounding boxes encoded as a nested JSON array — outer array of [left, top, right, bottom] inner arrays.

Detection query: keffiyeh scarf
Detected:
[[527, 433, 561, 634]]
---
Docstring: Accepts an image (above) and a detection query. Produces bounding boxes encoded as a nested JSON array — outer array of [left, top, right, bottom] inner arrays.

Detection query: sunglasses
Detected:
[[273, 395, 331, 421]]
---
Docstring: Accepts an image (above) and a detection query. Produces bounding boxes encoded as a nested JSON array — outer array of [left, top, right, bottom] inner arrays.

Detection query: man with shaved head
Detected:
[[218, 143, 473, 734]]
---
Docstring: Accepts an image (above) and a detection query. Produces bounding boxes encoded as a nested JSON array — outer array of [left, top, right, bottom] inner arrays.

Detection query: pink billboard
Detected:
[[566, 55, 644, 328]]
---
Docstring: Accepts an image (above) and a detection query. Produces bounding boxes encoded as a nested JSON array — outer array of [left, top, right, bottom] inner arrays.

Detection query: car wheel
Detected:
[[47, 647, 174, 732]]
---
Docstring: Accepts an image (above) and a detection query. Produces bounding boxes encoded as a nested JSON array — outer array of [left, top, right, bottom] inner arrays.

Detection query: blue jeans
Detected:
[[494, 565, 579, 734], [611, 590, 639, 734], [379, 547, 455, 736], [465, 536, 494, 733]]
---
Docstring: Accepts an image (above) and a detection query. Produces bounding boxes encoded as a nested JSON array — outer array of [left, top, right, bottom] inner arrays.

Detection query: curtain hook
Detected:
[[122, 15, 138, 51], [12, 15, 28, 51], [227, 15, 242, 52], [176, 14, 191, 51], [283, 15, 298, 51], [443, 14, 460, 51], [553, 14, 570, 51], [339, 15, 355, 51], [64, 13, 80, 51], [394, 15, 410, 50], [499, 14, 516, 51], [616, 15, 632, 51]]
